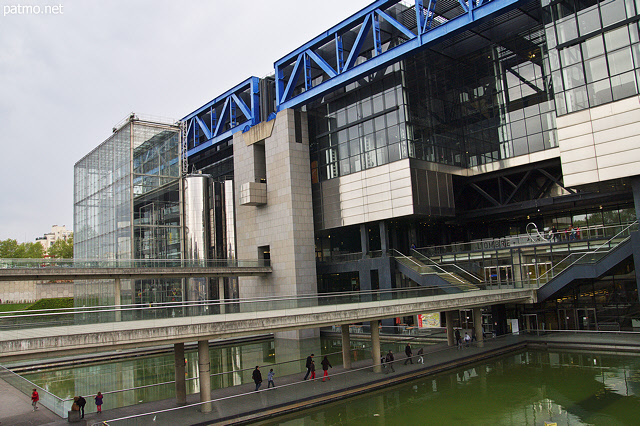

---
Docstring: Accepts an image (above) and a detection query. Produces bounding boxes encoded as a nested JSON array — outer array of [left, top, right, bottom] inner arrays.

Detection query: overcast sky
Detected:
[[0, 0, 373, 242]]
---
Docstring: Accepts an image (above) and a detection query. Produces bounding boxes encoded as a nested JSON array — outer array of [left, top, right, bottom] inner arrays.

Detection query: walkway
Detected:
[[0, 289, 535, 361], [1, 334, 529, 426]]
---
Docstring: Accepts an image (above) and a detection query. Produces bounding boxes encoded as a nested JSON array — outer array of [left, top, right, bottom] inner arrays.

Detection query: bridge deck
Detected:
[[0, 288, 535, 362]]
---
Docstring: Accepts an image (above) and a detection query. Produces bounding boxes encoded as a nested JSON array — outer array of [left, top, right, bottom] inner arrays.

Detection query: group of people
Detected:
[[548, 225, 581, 242], [251, 353, 336, 392], [454, 329, 473, 349], [303, 353, 333, 381], [30, 389, 103, 417], [381, 343, 425, 373]]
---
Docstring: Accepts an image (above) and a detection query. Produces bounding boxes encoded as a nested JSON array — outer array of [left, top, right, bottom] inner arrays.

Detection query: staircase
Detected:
[[393, 250, 480, 293]]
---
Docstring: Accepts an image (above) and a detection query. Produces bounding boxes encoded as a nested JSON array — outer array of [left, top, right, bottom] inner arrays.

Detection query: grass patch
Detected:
[[27, 297, 74, 311], [0, 303, 30, 312]]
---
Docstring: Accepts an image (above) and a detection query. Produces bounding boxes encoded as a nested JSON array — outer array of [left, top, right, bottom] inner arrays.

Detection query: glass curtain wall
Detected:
[[73, 119, 182, 317], [544, 0, 640, 115]]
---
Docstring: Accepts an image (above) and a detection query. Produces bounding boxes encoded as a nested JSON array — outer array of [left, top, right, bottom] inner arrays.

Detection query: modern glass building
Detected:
[[75, 0, 640, 333]]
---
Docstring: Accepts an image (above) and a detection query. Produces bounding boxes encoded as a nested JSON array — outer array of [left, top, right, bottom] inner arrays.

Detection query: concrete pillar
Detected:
[[218, 277, 225, 314], [175, 343, 187, 405], [360, 223, 369, 258], [473, 307, 484, 347], [445, 311, 455, 346], [114, 277, 121, 322], [198, 340, 212, 413], [371, 319, 382, 373], [379, 221, 388, 254], [341, 324, 351, 370]]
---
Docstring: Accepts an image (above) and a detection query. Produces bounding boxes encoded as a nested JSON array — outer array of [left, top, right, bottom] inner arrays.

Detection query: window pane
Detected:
[[556, 16, 579, 44], [563, 63, 586, 89], [565, 86, 589, 113], [611, 70, 637, 100], [587, 79, 613, 105], [582, 35, 605, 59], [600, 0, 627, 27], [605, 26, 630, 51], [584, 56, 609, 82], [608, 47, 634, 75], [528, 133, 545, 153], [561, 44, 583, 66], [577, 7, 601, 36], [526, 116, 543, 135]]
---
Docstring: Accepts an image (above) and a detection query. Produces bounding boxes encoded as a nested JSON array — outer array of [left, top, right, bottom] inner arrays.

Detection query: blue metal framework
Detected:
[[274, 0, 528, 111], [182, 77, 260, 157]]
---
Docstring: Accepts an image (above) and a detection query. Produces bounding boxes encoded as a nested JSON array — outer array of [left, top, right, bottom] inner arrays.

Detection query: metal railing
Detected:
[[535, 220, 638, 285], [0, 258, 271, 269], [0, 365, 68, 417], [0, 286, 535, 332]]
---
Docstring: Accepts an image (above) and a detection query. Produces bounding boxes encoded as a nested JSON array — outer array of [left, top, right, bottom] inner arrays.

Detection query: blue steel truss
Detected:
[[182, 77, 260, 157], [275, 0, 528, 111]]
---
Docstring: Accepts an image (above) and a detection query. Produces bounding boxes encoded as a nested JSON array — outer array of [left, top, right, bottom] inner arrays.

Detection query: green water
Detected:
[[258, 350, 640, 426]]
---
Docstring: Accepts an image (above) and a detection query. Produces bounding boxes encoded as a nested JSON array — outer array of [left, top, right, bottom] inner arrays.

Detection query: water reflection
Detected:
[[256, 350, 640, 426], [18, 335, 414, 413]]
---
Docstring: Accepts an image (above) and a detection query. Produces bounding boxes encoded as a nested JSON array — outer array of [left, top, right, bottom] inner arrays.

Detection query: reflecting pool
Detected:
[[257, 349, 640, 426]]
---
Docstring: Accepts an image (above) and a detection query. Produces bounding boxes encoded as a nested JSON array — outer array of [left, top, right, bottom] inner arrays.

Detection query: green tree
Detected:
[[47, 234, 73, 258], [0, 239, 45, 258]]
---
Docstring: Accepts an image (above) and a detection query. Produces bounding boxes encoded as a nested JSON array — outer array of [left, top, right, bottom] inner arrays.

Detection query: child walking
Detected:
[[95, 392, 103, 413], [267, 368, 275, 388]]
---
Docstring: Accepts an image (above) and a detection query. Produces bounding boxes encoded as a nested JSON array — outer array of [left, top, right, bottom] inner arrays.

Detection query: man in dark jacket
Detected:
[[76, 395, 87, 418], [303, 353, 314, 380], [385, 350, 395, 372], [252, 366, 262, 391], [404, 343, 413, 364]]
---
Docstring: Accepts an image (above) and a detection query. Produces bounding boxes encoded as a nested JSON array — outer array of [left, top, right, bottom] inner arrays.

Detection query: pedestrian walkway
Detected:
[[3, 330, 637, 426], [1, 334, 527, 426]]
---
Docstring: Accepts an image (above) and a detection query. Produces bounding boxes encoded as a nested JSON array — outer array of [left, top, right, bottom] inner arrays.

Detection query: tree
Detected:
[[0, 239, 45, 258], [47, 234, 73, 258]]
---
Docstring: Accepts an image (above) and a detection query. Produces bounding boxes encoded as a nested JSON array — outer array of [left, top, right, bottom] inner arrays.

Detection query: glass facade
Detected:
[[308, 62, 409, 183], [73, 119, 181, 312], [544, 0, 640, 115]]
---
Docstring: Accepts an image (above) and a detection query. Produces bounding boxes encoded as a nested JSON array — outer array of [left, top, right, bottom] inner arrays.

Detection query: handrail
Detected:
[[535, 220, 638, 285], [390, 249, 463, 283], [411, 249, 482, 283]]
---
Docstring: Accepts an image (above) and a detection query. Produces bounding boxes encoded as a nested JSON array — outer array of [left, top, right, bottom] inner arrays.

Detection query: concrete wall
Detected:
[[558, 95, 640, 187], [0, 281, 74, 303], [234, 109, 316, 302]]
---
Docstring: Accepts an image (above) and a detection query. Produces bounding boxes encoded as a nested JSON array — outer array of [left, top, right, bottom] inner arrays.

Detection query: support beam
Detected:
[[174, 343, 187, 405], [114, 277, 121, 322], [445, 311, 455, 346], [371, 320, 382, 373], [341, 324, 352, 369], [473, 307, 484, 348], [198, 340, 212, 413], [360, 224, 370, 258]]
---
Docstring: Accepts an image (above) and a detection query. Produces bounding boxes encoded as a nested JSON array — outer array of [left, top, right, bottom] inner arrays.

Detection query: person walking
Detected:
[[464, 332, 471, 348], [404, 343, 413, 364], [94, 392, 103, 414], [252, 366, 262, 391], [76, 395, 86, 419], [417, 347, 424, 364], [455, 328, 461, 349], [310, 359, 316, 380], [267, 368, 275, 388], [385, 350, 395, 373], [321, 355, 332, 381], [31, 389, 39, 411], [303, 353, 314, 380]]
